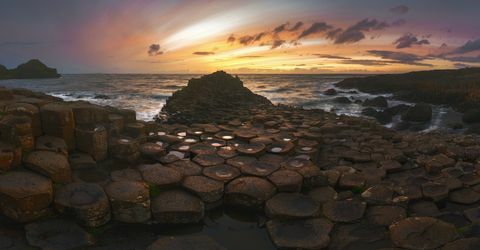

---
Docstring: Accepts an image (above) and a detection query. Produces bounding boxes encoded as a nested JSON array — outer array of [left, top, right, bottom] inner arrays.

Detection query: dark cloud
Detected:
[[271, 39, 286, 49], [298, 22, 334, 39], [193, 51, 214, 55], [392, 19, 406, 26], [454, 63, 470, 68], [451, 38, 480, 54], [238, 32, 268, 45], [273, 23, 289, 35], [447, 55, 480, 63], [367, 50, 431, 66], [313, 54, 351, 60], [254, 32, 268, 42], [394, 33, 430, 49], [227, 34, 235, 43], [390, 5, 409, 14], [333, 19, 389, 44], [289, 21, 304, 32], [340, 59, 392, 66], [148, 44, 163, 56], [237, 55, 263, 58]]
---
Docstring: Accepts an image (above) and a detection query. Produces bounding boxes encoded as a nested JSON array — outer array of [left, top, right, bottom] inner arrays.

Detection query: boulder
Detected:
[[151, 189, 204, 224], [225, 177, 276, 210], [401, 103, 432, 122], [266, 218, 333, 249], [25, 219, 94, 250], [54, 182, 111, 227], [24, 150, 71, 183], [333, 97, 351, 104], [363, 96, 388, 107], [389, 217, 459, 249], [463, 109, 480, 123], [0, 171, 53, 222], [104, 181, 151, 223], [323, 88, 337, 95]]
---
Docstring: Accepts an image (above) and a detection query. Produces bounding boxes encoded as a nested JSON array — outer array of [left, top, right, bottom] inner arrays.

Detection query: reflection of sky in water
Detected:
[[0, 74, 460, 131]]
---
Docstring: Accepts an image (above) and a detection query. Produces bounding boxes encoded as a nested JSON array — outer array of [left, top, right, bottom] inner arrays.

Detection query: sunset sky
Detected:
[[1, 0, 479, 74]]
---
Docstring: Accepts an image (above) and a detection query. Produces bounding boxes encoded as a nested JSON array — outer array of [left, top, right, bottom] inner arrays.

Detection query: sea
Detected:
[[0, 74, 463, 131]]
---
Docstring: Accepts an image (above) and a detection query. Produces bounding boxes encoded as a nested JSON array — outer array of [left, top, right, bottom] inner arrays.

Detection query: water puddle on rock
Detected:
[[94, 207, 275, 250]]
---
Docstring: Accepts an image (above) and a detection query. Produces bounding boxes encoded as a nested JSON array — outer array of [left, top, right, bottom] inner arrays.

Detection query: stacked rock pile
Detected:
[[0, 74, 480, 249]]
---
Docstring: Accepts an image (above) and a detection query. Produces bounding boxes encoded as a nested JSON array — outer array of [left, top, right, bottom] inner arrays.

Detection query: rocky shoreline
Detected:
[[1, 73, 480, 249]]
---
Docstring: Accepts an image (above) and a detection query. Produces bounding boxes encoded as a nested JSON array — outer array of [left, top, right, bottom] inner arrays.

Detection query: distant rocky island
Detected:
[[0, 59, 60, 80]]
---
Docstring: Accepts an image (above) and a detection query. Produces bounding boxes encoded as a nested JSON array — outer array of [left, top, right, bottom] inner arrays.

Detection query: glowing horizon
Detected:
[[0, 0, 479, 74]]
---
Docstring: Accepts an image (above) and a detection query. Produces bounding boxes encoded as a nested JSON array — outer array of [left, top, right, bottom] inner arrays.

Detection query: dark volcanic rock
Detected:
[[147, 235, 225, 250], [463, 109, 480, 123], [363, 96, 388, 107], [401, 103, 432, 122], [266, 218, 333, 249], [161, 71, 272, 123], [0, 59, 60, 79]]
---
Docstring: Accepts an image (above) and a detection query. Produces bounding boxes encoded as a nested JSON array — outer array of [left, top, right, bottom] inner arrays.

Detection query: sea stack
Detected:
[[161, 71, 272, 123]]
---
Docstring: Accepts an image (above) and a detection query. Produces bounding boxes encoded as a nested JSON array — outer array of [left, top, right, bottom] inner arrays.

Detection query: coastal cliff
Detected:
[[0, 59, 61, 80], [0, 72, 480, 249]]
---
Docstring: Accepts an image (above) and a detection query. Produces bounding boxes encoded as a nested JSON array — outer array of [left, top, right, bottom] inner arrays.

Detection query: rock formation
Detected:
[[0, 59, 60, 79]]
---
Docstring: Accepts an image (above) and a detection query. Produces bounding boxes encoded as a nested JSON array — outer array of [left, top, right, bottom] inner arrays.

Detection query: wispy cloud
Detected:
[[390, 5, 409, 14], [193, 51, 215, 55], [333, 19, 389, 44]]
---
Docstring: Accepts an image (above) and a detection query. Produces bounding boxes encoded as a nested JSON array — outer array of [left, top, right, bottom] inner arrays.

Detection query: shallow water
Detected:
[[0, 74, 462, 130]]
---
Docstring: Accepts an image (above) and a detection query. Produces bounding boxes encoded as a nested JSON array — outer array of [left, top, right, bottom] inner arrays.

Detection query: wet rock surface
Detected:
[[1, 74, 480, 249]]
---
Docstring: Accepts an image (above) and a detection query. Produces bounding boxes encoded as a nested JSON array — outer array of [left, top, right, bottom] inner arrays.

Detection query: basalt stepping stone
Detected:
[[140, 142, 166, 160], [409, 200, 441, 217], [182, 137, 199, 144], [0, 171, 53, 222], [240, 161, 280, 177], [0, 142, 20, 172], [268, 141, 294, 154], [389, 217, 459, 250], [5, 102, 42, 136], [323, 199, 367, 222], [281, 158, 314, 171], [442, 238, 480, 250], [341, 150, 372, 163], [380, 160, 403, 173], [186, 128, 204, 136], [449, 188, 480, 204], [234, 129, 257, 140], [189, 143, 216, 155], [69, 153, 97, 170], [298, 138, 318, 148], [464, 207, 480, 223], [203, 164, 240, 182], [193, 153, 225, 167], [158, 151, 185, 164], [151, 189, 204, 224], [214, 131, 235, 141], [170, 142, 192, 153], [226, 156, 256, 169], [225, 177, 277, 210], [147, 235, 225, 250], [182, 176, 224, 203], [125, 122, 146, 138], [72, 168, 110, 187], [40, 102, 75, 150], [265, 193, 320, 219], [35, 135, 68, 157], [422, 182, 449, 202], [166, 160, 202, 176], [308, 186, 338, 204], [425, 154, 456, 173], [366, 206, 407, 226], [338, 172, 365, 189], [24, 150, 72, 183], [266, 218, 333, 249], [259, 153, 285, 166], [105, 181, 151, 223], [75, 125, 108, 161], [267, 170, 303, 192], [55, 182, 111, 227], [138, 164, 183, 188], [216, 146, 238, 158], [157, 134, 182, 145], [25, 219, 95, 250], [460, 173, 480, 186], [205, 138, 226, 148], [236, 142, 265, 156], [250, 136, 274, 145], [329, 223, 391, 250], [111, 168, 143, 182], [361, 184, 394, 205]]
